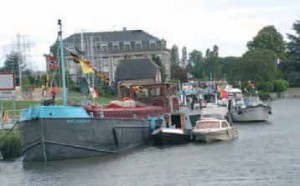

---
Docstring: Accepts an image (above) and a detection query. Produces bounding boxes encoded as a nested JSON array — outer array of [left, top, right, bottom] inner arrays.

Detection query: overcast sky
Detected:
[[0, 0, 299, 71]]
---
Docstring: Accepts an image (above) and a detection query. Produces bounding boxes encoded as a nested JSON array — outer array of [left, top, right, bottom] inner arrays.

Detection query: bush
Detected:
[[257, 81, 274, 92], [258, 91, 271, 100], [0, 132, 22, 160], [273, 79, 289, 92]]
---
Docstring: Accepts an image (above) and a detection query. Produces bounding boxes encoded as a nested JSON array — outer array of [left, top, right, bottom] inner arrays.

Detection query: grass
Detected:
[[1, 92, 115, 112]]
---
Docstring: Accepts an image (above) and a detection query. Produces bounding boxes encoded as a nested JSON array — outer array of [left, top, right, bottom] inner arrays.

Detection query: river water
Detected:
[[1, 99, 300, 186]]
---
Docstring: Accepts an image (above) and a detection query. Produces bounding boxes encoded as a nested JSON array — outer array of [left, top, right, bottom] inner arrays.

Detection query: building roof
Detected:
[[64, 29, 160, 43], [115, 58, 160, 82]]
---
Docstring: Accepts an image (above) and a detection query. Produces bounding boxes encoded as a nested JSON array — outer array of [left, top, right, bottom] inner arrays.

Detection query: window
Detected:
[[101, 45, 108, 52], [149, 87, 161, 96], [102, 58, 109, 67], [124, 42, 130, 51], [221, 122, 228, 128], [136, 89, 149, 99], [135, 41, 142, 50], [198, 121, 220, 129], [150, 40, 156, 49], [113, 42, 119, 51]]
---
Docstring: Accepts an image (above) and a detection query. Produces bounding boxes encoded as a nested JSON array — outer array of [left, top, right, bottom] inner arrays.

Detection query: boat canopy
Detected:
[[20, 106, 90, 121]]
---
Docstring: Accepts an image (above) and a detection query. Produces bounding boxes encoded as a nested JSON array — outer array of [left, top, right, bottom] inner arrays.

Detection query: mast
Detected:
[[58, 19, 68, 105]]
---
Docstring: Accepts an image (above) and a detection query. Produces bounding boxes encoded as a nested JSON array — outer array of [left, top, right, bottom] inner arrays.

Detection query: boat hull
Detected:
[[19, 118, 150, 162], [230, 105, 271, 122], [192, 127, 238, 142], [152, 129, 191, 145]]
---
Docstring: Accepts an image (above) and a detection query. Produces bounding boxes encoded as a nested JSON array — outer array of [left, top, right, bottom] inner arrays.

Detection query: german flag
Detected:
[[70, 52, 95, 74]]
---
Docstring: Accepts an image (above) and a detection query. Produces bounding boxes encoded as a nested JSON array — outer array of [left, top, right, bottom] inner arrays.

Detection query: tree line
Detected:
[[169, 20, 300, 95]]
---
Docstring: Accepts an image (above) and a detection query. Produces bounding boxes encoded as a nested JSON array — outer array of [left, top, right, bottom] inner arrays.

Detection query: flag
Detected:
[[70, 52, 95, 74], [79, 60, 95, 74], [220, 90, 228, 99], [2, 110, 9, 124], [44, 54, 59, 70]]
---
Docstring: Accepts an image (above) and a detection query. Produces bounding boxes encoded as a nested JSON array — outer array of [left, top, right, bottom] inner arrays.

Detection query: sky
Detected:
[[0, 0, 299, 71]]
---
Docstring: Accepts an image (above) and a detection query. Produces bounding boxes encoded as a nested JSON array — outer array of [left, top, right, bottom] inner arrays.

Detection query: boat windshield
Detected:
[[201, 114, 224, 120], [197, 121, 220, 129]]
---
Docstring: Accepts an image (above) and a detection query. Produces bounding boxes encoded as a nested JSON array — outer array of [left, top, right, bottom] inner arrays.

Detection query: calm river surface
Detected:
[[1, 99, 300, 186]]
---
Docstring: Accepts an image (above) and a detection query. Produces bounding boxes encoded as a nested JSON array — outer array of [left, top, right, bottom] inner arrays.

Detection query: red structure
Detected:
[[85, 82, 179, 119]]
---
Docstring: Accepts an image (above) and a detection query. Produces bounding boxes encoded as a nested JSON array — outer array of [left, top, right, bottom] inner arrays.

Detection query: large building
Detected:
[[63, 28, 171, 84]]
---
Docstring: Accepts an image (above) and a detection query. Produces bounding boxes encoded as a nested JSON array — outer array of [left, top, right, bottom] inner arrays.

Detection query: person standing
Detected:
[[51, 87, 56, 101], [41, 85, 47, 100]]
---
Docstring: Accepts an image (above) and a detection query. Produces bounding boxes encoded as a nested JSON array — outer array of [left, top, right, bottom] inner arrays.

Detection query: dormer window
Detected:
[[135, 41, 142, 50], [113, 42, 119, 51], [101, 43, 108, 52], [150, 40, 156, 49], [124, 41, 130, 51]]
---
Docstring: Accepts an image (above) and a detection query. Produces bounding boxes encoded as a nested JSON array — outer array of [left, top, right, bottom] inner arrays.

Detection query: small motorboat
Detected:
[[152, 106, 201, 145], [192, 118, 238, 142]]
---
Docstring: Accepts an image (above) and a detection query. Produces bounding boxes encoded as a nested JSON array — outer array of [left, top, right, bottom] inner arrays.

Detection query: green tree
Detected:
[[50, 40, 61, 60], [151, 54, 166, 82], [203, 45, 222, 80], [181, 46, 187, 67], [171, 65, 188, 83], [218, 56, 241, 82], [239, 49, 277, 82], [187, 50, 204, 79], [170, 45, 180, 65], [0, 52, 26, 86], [287, 21, 300, 61], [170, 45, 180, 79], [247, 25, 286, 59], [281, 20, 300, 86]]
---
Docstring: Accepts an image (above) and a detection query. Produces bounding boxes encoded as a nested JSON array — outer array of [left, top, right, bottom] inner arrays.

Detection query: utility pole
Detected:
[[17, 33, 22, 89], [58, 19, 68, 106], [90, 36, 95, 87]]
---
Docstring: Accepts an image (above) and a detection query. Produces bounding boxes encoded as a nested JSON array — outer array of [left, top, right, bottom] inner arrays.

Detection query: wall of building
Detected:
[[63, 32, 171, 84]]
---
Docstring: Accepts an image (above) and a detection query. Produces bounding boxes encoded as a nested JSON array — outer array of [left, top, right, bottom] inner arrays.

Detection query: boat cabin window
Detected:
[[121, 88, 131, 98], [221, 121, 228, 128], [204, 94, 216, 104], [155, 118, 163, 128], [136, 89, 149, 99], [149, 87, 161, 97], [198, 121, 220, 129]]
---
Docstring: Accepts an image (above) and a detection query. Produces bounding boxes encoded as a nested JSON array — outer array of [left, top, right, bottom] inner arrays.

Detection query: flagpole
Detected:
[[58, 19, 68, 106]]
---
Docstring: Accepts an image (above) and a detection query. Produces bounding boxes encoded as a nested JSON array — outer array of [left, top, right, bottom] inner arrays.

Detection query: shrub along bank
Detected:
[[0, 132, 22, 160]]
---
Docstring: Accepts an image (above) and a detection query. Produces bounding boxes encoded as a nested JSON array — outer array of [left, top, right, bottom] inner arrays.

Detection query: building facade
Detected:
[[62, 29, 171, 84]]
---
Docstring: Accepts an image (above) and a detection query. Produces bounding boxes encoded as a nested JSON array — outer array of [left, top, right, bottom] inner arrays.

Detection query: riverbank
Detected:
[[270, 87, 300, 99]]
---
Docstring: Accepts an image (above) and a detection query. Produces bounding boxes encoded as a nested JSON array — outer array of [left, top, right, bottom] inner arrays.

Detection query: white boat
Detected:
[[228, 89, 272, 122], [192, 118, 238, 142]]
